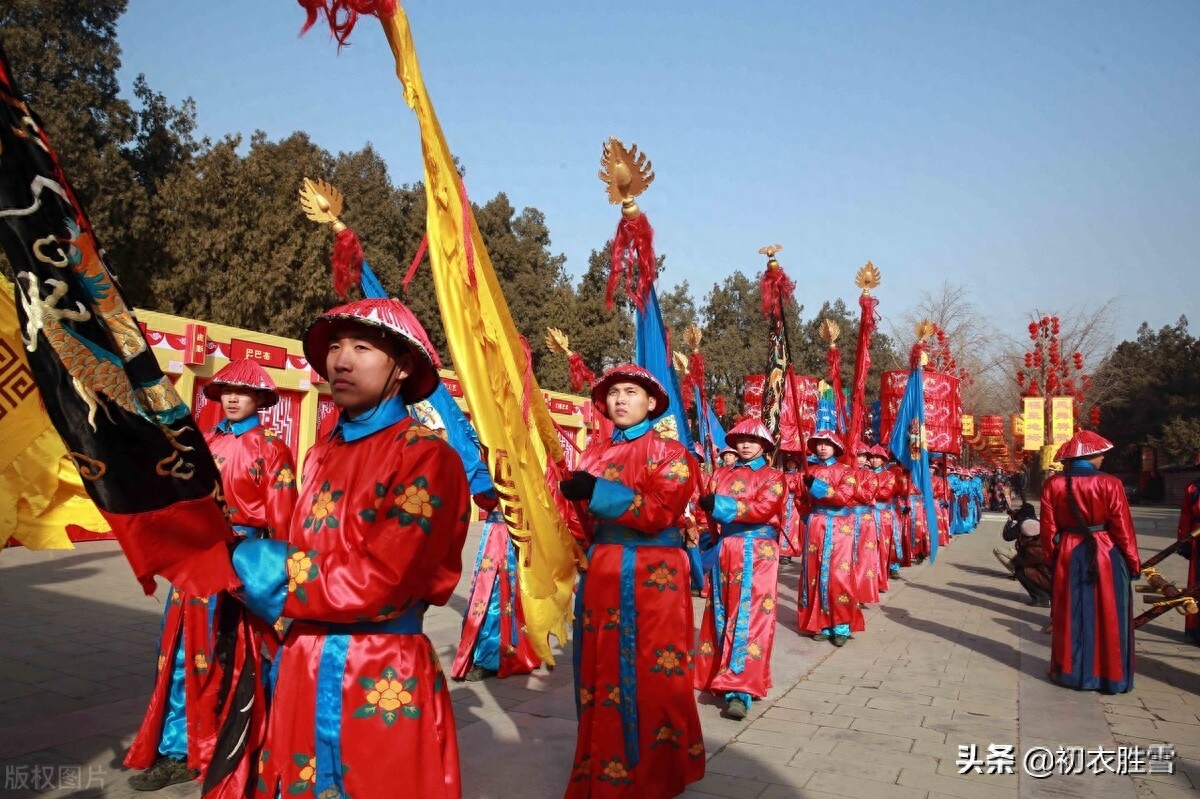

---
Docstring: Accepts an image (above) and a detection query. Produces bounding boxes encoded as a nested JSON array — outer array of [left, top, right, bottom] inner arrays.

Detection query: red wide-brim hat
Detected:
[[853, 440, 874, 456], [203, 359, 280, 408], [303, 298, 442, 404], [726, 418, 776, 452], [1054, 430, 1113, 462], [591, 364, 670, 420], [807, 429, 845, 456]]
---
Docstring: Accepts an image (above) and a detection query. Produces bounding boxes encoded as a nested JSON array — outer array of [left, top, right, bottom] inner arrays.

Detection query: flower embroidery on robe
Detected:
[[602, 463, 624, 480], [387, 476, 442, 534], [288, 753, 315, 795], [273, 466, 296, 490], [304, 481, 343, 533], [651, 644, 686, 677], [760, 596, 777, 614], [664, 458, 691, 482], [286, 548, 319, 603], [643, 561, 678, 592], [651, 724, 683, 749], [354, 666, 420, 725], [598, 758, 632, 786]]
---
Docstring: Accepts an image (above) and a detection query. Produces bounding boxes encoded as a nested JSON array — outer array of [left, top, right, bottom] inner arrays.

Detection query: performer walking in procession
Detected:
[[869, 445, 903, 590], [559, 364, 704, 799], [1175, 454, 1200, 644], [230, 298, 471, 798], [778, 451, 806, 565], [1041, 431, 1140, 694], [851, 442, 881, 605], [694, 418, 786, 720], [126, 360, 297, 792], [797, 431, 862, 646]]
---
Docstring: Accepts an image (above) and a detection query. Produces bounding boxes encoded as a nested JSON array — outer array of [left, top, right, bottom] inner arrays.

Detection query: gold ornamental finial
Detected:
[[672, 350, 689, 375], [915, 318, 935, 341], [819, 318, 841, 346], [683, 324, 703, 353], [545, 327, 573, 356], [599, 137, 655, 219], [759, 244, 784, 270], [298, 178, 348, 233], [855, 261, 882, 295]]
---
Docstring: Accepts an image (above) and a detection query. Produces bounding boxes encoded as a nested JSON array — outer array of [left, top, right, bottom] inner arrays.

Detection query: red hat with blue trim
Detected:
[[1054, 430, 1113, 462], [303, 297, 442, 403], [807, 429, 845, 456], [203, 359, 279, 408], [726, 418, 776, 452], [591, 364, 669, 420]]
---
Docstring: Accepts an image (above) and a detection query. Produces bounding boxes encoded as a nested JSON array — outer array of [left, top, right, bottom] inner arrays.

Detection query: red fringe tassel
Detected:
[[760, 264, 796, 318], [607, 214, 656, 313], [331, 227, 364, 299], [713, 395, 727, 417], [297, 0, 396, 47], [567, 351, 596, 393]]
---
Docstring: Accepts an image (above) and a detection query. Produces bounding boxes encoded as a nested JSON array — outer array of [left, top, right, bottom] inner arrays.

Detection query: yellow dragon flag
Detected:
[[0, 273, 111, 551], [369, 4, 579, 662]]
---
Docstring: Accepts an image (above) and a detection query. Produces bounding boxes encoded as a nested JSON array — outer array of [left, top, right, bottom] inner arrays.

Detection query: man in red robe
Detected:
[[559, 364, 704, 799], [1175, 454, 1200, 644], [694, 418, 786, 720], [231, 298, 470, 798], [797, 431, 861, 645], [1041, 430, 1140, 693], [126, 360, 297, 791]]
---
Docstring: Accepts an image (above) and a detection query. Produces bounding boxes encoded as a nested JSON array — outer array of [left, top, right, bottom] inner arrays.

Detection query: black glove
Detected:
[[803, 474, 815, 490], [698, 494, 717, 514], [1179, 540, 1193, 560], [559, 471, 598, 501]]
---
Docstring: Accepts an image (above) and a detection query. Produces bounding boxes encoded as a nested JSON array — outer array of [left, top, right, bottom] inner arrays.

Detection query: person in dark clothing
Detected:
[[1003, 503, 1052, 606]]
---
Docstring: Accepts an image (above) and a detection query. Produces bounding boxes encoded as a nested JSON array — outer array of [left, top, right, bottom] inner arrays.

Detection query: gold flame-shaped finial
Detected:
[[298, 178, 347, 233], [683, 324, 703, 352], [599, 137, 655, 219], [672, 350, 689, 375], [545, 327, 573, 356], [759, 244, 784, 269], [855, 261, 882, 295], [915, 319, 935, 341], [819, 318, 841, 345]]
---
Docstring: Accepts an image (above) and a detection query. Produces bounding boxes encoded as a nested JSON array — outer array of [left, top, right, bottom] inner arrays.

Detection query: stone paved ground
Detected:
[[1, 506, 1196, 798]]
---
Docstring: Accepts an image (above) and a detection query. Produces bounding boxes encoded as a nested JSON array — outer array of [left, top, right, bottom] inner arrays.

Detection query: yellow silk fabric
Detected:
[[377, 5, 579, 663], [0, 273, 110, 551]]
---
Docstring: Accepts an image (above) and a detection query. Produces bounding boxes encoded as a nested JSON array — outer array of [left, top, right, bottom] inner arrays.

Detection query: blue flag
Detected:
[[635, 285, 695, 452], [888, 367, 939, 563]]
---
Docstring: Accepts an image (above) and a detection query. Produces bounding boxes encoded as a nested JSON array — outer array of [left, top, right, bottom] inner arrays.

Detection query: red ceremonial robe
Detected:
[[566, 419, 704, 799], [694, 457, 785, 701], [450, 510, 541, 679], [901, 469, 932, 564], [126, 417, 297, 774], [797, 457, 864, 634], [871, 466, 902, 592], [1041, 461, 1140, 693], [233, 399, 470, 799], [1178, 478, 1200, 643], [933, 474, 951, 546], [851, 466, 880, 604], [779, 470, 806, 558]]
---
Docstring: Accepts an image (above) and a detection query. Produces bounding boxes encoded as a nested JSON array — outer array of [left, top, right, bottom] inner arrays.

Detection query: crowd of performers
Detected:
[[121, 303, 1003, 797]]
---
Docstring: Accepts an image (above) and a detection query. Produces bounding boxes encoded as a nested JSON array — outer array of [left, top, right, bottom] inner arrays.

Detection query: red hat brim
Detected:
[[591, 365, 670, 421]]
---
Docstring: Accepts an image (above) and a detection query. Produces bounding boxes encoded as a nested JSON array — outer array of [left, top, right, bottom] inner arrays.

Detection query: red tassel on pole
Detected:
[[845, 292, 880, 450], [331, 227, 364, 299], [759, 260, 795, 319], [297, 0, 397, 46], [607, 213, 656, 313], [567, 351, 596, 394]]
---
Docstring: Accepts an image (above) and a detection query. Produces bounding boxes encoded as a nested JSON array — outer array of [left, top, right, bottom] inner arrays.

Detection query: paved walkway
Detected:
[[0, 507, 1196, 798]]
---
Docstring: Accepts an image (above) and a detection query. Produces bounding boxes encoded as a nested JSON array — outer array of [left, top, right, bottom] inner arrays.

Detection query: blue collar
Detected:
[[216, 415, 260, 436], [334, 395, 410, 443], [808, 455, 838, 467], [611, 417, 652, 443], [734, 455, 767, 471], [1066, 460, 1099, 475]]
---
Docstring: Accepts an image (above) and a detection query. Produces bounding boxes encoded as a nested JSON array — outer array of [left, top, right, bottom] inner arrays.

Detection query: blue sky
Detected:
[[115, 1, 1199, 346]]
